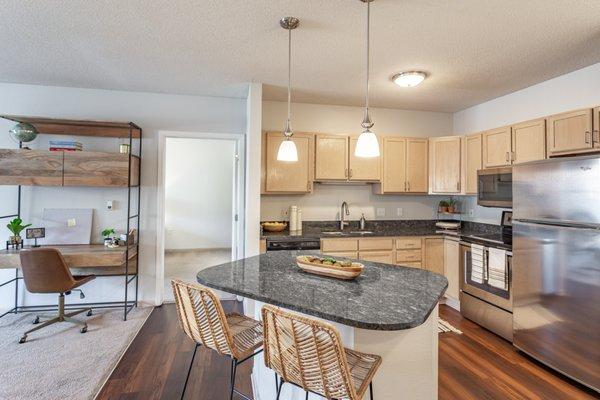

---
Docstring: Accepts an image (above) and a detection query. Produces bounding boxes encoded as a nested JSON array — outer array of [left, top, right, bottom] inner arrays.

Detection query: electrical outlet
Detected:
[[67, 218, 76, 227], [376, 208, 385, 217], [106, 200, 114, 211], [397, 208, 403, 217]]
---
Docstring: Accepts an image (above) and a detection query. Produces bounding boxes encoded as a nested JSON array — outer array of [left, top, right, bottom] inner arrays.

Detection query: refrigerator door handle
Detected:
[[514, 218, 600, 230]]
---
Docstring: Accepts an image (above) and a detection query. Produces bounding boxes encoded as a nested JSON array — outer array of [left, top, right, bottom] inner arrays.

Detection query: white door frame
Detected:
[[156, 130, 246, 305]]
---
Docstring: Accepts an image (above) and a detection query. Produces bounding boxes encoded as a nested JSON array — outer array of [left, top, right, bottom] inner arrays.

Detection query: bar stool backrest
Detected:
[[171, 279, 236, 358], [262, 304, 358, 400]]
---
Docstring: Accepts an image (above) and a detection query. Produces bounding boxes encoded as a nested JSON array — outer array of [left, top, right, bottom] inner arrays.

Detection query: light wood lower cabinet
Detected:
[[511, 118, 546, 164], [325, 251, 358, 259], [396, 249, 422, 263], [483, 127, 512, 168], [358, 238, 394, 251], [259, 239, 266, 254], [443, 238, 460, 301], [424, 238, 444, 276], [359, 251, 394, 264], [464, 133, 482, 194], [262, 131, 314, 193], [429, 136, 463, 194], [349, 137, 381, 181], [321, 238, 358, 253], [547, 108, 594, 156], [315, 135, 348, 180]]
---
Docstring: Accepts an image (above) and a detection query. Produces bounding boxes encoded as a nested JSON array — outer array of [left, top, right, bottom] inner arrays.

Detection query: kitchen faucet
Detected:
[[339, 201, 350, 230]]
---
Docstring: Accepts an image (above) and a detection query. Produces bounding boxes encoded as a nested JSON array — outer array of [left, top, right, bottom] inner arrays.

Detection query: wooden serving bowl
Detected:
[[261, 222, 288, 232], [296, 255, 364, 280]]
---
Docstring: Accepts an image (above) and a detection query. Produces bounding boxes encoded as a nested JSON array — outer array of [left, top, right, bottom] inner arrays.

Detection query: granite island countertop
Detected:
[[197, 250, 448, 330]]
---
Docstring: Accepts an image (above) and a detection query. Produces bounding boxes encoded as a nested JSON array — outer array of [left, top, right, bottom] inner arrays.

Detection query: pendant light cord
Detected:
[[286, 26, 292, 136], [365, 0, 370, 112]]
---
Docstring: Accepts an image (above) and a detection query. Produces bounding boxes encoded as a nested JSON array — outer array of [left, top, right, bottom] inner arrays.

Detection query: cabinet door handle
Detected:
[[307, 181, 311, 191], [456, 182, 460, 191], [593, 130, 600, 143], [404, 181, 407, 191], [511, 151, 516, 162], [505, 151, 509, 162], [349, 169, 353, 178], [585, 131, 591, 144], [345, 168, 348, 178], [407, 181, 410, 191]]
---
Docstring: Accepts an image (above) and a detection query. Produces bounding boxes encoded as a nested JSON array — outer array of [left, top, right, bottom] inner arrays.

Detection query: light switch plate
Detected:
[[376, 208, 385, 217], [67, 218, 76, 227]]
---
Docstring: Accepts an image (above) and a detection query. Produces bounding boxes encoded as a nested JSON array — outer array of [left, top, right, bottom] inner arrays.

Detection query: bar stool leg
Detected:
[[181, 343, 199, 400], [229, 358, 238, 400], [369, 382, 374, 399], [276, 376, 284, 400], [305, 391, 309, 400]]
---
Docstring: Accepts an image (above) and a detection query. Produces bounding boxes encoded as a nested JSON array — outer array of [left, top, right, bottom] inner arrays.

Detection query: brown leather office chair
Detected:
[[18, 248, 95, 343]]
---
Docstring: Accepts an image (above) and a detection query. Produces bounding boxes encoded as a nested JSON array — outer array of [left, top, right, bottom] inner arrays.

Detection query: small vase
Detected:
[[9, 235, 22, 245], [447, 206, 455, 214], [104, 238, 112, 246]]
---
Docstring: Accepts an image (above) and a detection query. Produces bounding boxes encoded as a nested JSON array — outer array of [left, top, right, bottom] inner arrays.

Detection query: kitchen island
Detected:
[[197, 250, 448, 399]]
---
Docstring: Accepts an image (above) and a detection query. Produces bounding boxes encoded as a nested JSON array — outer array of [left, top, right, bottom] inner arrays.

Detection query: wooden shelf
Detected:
[[0, 115, 141, 138], [0, 149, 140, 187]]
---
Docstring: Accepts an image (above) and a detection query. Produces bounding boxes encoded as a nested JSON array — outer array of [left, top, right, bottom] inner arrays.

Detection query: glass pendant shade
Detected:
[[355, 128, 380, 157], [277, 137, 298, 162]]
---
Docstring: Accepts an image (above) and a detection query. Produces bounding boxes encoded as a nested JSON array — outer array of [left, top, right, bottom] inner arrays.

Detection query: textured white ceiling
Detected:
[[1, 0, 599, 112]]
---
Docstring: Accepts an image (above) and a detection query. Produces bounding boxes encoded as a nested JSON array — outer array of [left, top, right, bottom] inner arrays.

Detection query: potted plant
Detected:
[[101, 228, 116, 246], [447, 198, 457, 214], [438, 200, 449, 213], [6, 217, 31, 245]]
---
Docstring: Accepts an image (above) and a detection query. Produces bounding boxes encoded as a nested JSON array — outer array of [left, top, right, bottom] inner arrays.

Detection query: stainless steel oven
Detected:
[[459, 242, 514, 341], [477, 167, 512, 208]]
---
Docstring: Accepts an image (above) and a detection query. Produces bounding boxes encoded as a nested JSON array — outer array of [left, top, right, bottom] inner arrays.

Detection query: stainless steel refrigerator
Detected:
[[513, 155, 600, 392]]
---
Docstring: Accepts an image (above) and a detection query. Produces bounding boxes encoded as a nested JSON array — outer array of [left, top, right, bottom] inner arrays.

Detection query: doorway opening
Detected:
[[157, 133, 245, 303]]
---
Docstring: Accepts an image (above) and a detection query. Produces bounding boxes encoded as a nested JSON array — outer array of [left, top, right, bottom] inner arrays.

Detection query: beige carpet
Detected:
[[0, 306, 152, 400], [164, 248, 231, 301]]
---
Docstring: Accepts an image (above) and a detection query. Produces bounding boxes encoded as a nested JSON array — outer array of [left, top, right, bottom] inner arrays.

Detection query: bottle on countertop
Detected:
[[289, 205, 298, 232], [359, 213, 366, 230]]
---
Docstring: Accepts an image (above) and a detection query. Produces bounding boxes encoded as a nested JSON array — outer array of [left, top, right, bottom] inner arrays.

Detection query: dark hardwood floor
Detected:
[[98, 303, 598, 400]]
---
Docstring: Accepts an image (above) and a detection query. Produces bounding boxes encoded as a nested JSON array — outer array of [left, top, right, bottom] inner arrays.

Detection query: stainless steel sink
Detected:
[[321, 230, 373, 235], [322, 231, 344, 235], [350, 231, 373, 235]]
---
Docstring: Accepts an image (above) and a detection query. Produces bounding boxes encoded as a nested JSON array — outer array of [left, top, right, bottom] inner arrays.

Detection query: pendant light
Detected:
[[277, 17, 300, 162], [355, 0, 380, 158]]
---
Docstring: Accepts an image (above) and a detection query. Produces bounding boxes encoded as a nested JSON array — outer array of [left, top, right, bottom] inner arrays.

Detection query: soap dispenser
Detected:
[[359, 213, 366, 230]]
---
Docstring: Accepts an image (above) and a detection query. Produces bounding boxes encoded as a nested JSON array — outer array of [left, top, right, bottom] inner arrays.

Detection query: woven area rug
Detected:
[[0, 306, 152, 400], [438, 318, 462, 334]]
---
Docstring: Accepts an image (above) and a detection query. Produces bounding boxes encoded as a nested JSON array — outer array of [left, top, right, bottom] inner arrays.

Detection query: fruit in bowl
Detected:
[[261, 221, 288, 232]]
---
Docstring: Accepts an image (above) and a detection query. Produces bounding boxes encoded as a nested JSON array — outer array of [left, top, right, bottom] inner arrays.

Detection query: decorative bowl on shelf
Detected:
[[296, 255, 364, 280], [261, 221, 288, 232]]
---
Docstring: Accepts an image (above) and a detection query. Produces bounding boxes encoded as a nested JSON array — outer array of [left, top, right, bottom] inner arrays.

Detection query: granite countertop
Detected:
[[262, 220, 512, 251], [197, 250, 448, 331]]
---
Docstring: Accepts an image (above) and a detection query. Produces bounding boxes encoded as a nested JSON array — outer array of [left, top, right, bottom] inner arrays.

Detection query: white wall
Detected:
[[245, 83, 262, 257], [164, 138, 234, 250], [261, 101, 454, 222], [0, 82, 246, 311], [454, 62, 600, 224]]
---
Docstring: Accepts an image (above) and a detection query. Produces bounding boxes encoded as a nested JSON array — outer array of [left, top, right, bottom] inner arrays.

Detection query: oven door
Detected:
[[460, 243, 513, 312], [477, 167, 512, 208]]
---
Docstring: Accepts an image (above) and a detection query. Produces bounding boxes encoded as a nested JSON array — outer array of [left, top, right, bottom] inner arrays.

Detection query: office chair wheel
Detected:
[[33, 316, 40, 324], [19, 336, 27, 344], [87, 310, 93, 317], [80, 325, 88, 334]]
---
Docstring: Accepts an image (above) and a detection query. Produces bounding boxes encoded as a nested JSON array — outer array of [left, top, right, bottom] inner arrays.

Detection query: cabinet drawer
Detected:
[[396, 249, 422, 262], [358, 238, 394, 251], [358, 250, 394, 264], [397, 261, 422, 269], [321, 239, 358, 252], [322, 251, 358, 259], [396, 237, 422, 250]]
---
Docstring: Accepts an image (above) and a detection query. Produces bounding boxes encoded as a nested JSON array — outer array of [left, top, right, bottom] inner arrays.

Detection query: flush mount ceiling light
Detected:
[[276, 16, 300, 162], [355, 0, 380, 158], [392, 71, 427, 87]]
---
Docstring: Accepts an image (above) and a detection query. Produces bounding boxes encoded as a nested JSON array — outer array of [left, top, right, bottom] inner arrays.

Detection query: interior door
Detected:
[[513, 220, 600, 391], [349, 137, 381, 181], [406, 138, 428, 193], [483, 127, 512, 167], [315, 135, 348, 180], [382, 137, 406, 192]]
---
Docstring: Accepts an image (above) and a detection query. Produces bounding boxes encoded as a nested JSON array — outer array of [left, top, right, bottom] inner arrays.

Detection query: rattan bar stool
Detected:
[[262, 305, 382, 400], [171, 279, 263, 400]]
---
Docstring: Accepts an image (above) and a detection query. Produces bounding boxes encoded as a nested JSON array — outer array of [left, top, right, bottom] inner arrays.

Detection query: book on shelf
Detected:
[[49, 147, 82, 152]]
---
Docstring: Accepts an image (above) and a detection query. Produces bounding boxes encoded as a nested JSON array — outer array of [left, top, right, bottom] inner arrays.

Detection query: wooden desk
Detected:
[[0, 244, 138, 275]]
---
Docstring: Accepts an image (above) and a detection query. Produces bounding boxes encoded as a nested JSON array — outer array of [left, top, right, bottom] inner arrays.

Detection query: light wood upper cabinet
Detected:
[[406, 139, 428, 193], [429, 136, 462, 194], [547, 108, 593, 156], [594, 107, 600, 148], [424, 237, 444, 276], [379, 137, 406, 193], [349, 137, 380, 181], [483, 127, 512, 168], [315, 135, 348, 180], [511, 119, 546, 164], [464, 133, 482, 194], [262, 131, 314, 193]]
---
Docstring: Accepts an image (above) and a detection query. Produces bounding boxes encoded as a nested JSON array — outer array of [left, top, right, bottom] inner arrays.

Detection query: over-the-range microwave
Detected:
[[477, 167, 512, 208]]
